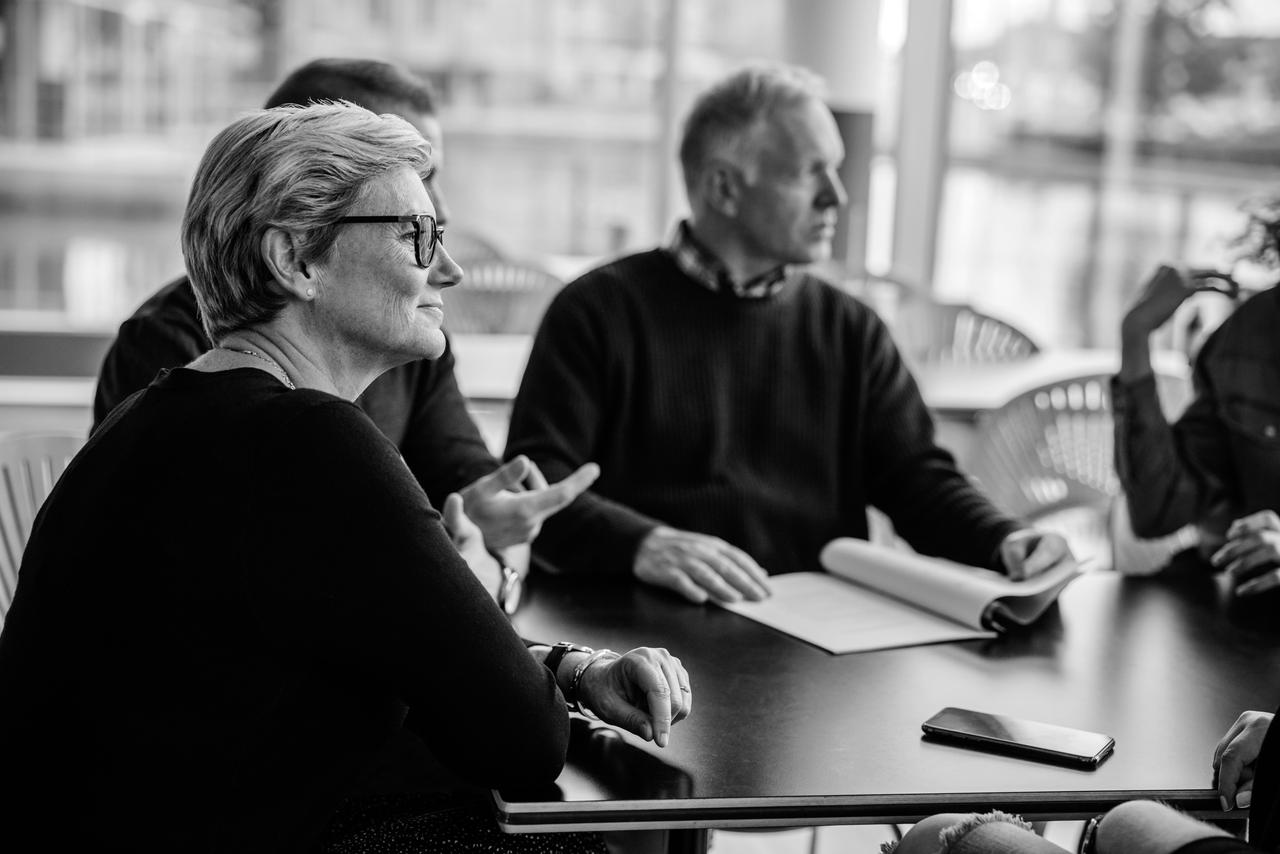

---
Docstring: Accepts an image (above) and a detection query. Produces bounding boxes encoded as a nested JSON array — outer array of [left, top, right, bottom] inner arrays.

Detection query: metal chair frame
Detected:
[[967, 373, 1196, 570]]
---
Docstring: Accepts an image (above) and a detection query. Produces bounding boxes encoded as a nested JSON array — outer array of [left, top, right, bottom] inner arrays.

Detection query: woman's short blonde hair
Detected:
[[181, 100, 432, 342]]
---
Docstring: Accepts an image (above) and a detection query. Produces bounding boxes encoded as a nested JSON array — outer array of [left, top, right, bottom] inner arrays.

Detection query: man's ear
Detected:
[[703, 159, 743, 218], [260, 227, 312, 299]]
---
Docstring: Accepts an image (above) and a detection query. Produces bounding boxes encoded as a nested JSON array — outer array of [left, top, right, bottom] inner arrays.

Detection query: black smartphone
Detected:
[[922, 706, 1115, 768]]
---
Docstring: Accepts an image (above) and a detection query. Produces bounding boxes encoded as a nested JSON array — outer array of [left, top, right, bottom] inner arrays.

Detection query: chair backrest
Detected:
[[966, 371, 1196, 569], [898, 301, 1041, 366], [445, 261, 565, 334], [0, 431, 83, 621], [968, 374, 1115, 520]]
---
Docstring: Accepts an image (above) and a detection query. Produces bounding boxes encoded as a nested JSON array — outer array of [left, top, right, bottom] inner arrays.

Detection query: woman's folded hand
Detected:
[[577, 647, 691, 748]]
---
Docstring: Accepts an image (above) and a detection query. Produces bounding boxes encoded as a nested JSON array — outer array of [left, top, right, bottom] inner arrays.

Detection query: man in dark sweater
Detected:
[[93, 59, 598, 602], [506, 62, 1071, 604]]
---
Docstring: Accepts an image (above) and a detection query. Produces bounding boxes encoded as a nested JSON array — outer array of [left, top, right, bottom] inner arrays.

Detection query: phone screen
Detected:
[[922, 707, 1115, 767]]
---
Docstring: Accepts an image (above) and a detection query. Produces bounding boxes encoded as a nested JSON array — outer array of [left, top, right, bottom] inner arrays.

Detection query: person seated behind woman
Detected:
[[890, 708, 1279, 854], [0, 101, 690, 853]]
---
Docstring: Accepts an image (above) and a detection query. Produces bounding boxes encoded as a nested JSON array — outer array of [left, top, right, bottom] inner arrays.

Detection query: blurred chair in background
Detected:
[[0, 431, 83, 624], [895, 300, 1041, 366], [445, 261, 565, 335], [833, 268, 1040, 366], [966, 372, 1196, 571]]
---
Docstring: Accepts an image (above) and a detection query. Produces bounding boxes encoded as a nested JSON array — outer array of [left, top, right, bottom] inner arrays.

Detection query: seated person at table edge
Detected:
[[0, 102, 689, 852], [890, 706, 1280, 854], [92, 57, 598, 581], [505, 62, 1070, 604], [1115, 240, 1280, 596]]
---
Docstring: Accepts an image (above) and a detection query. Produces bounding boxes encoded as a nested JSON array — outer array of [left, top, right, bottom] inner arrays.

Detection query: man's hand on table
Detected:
[[1214, 709, 1273, 811], [460, 456, 600, 550], [998, 529, 1073, 581], [1211, 510, 1280, 596], [633, 526, 771, 604], [577, 647, 691, 748]]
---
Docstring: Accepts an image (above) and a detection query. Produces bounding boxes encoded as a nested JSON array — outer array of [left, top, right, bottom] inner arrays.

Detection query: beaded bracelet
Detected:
[[567, 648, 619, 717]]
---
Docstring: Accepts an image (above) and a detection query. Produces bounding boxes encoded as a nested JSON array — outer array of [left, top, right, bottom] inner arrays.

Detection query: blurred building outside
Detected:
[[2, 0, 1280, 371]]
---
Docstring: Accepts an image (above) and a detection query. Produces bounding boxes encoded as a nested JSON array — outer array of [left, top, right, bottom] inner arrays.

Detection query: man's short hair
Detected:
[[181, 102, 432, 343], [678, 63, 827, 193], [264, 58, 438, 116]]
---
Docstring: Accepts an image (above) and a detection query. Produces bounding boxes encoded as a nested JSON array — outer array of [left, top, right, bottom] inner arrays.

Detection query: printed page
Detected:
[[717, 572, 994, 654], [819, 539, 1080, 630]]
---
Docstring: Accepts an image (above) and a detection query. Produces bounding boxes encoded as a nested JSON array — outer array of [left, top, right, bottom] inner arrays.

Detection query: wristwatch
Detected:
[[543, 641, 593, 681], [496, 558, 523, 616]]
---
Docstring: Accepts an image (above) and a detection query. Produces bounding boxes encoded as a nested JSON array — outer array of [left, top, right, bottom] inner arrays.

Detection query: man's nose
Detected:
[[818, 166, 847, 209]]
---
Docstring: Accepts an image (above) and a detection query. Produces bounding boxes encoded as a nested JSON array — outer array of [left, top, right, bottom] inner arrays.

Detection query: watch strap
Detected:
[[567, 648, 620, 717], [544, 641, 592, 681]]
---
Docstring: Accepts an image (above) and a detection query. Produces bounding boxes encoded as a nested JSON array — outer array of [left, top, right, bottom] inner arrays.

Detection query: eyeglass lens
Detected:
[[415, 215, 442, 268]]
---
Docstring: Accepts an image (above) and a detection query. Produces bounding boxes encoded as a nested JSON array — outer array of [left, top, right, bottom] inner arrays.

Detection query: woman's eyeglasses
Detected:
[[334, 214, 444, 268]]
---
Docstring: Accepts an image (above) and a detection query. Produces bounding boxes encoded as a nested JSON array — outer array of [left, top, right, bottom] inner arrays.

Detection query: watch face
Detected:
[[499, 566, 523, 616]]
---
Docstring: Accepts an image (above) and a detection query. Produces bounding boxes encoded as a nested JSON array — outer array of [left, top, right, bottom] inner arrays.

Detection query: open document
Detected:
[[717, 538, 1081, 654]]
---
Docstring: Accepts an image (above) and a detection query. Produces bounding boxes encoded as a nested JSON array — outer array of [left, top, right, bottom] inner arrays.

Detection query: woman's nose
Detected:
[[428, 242, 463, 289]]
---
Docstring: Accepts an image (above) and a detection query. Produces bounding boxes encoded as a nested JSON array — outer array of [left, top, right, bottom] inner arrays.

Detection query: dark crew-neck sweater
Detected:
[[506, 249, 1020, 577], [0, 368, 567, 852]]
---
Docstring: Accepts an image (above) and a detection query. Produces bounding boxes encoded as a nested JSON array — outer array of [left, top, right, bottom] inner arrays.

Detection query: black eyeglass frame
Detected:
[[334, 214, 444, 268]]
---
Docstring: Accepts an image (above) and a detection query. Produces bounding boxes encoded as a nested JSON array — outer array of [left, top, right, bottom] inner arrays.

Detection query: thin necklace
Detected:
[[219, 346, 297, 390]]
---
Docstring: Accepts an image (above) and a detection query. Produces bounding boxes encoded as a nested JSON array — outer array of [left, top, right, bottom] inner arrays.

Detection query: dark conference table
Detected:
[[496, 552, 1280, 851]]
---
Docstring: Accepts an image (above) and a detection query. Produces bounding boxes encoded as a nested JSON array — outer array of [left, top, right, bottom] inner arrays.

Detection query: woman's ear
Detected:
[[260, 227, 313, 299]]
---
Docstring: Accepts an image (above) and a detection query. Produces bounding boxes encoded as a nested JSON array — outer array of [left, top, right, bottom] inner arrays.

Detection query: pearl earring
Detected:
[[306, 287, 315, 298]]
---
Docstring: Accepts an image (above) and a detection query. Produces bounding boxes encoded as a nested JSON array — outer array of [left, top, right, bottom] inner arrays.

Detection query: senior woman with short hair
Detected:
[[0, 102, 689, 853]]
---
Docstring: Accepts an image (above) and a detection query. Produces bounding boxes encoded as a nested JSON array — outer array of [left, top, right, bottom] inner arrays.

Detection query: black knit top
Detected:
[[506, 249, 1020, 578]]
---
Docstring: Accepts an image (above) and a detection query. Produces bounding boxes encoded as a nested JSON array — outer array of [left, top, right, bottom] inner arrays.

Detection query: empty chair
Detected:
[[444, 261, 565, 335], [897, 300, 1041, 366], [966, 372, 1195, 570], [0, 431, 84, 622]]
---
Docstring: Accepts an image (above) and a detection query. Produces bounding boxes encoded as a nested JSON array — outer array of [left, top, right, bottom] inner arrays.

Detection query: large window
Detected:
[[936, 0, 1280, 349], [0, 0, 791, 335]]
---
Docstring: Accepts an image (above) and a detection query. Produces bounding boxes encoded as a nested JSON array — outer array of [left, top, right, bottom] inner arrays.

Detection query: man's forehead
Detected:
[[760, 101, 842, 162]]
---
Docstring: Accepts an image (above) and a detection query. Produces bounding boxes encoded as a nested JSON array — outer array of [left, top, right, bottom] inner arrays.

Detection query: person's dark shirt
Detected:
[[1113, 286, 1280, 541], [0, 368, 567, 852], [93, 276, 497, 506], [505, 248, 1020, 577]]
